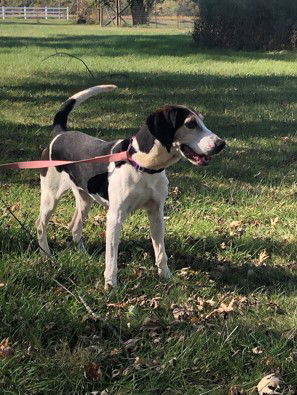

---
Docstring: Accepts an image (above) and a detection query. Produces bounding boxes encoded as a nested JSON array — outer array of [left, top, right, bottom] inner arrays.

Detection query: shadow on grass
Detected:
[[1, 225, 296, 296]]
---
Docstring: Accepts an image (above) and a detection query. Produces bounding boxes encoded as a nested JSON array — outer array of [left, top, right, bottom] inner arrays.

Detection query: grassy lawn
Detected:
[[0, 21, 297, 394]]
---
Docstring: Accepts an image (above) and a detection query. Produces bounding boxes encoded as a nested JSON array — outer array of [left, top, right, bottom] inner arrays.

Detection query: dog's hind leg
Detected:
[[146, 201, 172, 280], [69, 189, 92, 250], [36, 168, 68, 256]]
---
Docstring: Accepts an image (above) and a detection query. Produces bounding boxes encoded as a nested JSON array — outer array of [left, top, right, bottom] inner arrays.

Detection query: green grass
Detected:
[[0, 21, 297, 394]]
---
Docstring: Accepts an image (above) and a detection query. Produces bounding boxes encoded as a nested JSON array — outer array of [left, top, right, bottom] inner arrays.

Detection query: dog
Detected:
[[36, 85, 225, 289]]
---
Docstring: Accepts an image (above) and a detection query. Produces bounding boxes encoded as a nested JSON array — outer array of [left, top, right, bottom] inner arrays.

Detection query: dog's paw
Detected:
[[158, 266, 172, 280], [104, 281, 118, 291]]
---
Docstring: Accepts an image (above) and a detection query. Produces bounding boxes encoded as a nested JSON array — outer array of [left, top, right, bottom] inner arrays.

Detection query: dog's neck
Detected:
[[129, 125, 181, 170]]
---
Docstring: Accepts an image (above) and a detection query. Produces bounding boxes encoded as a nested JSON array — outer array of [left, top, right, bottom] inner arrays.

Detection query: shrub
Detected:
[[192, 0, 297, 50]]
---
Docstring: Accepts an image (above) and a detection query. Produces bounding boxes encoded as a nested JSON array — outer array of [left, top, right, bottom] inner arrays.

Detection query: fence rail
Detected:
[[1, 6, 69, 20]]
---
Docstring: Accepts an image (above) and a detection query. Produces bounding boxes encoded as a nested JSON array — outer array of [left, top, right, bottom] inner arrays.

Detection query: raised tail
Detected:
[[52, 84, 117, 135]]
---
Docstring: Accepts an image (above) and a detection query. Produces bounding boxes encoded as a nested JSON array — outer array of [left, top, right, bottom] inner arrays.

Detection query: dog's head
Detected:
[[146, 105, 225, 166]]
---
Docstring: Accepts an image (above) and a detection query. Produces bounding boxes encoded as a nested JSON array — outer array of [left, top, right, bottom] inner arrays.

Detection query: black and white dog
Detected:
[[36, 85, 225, 289]]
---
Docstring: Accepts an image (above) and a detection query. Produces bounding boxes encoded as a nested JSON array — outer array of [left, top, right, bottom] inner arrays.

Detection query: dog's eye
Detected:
[[185, 119, 197, 129]]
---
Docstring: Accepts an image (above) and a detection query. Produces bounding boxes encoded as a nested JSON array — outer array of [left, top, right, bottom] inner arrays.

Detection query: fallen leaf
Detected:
[[282, 328, 297, 340], [205, 298, 235, 320], [93, 213, 105, 225], [0, 338, 14, 358], [172, 186, 180, 195], [168, 357, 177, 367], [134, 356, 148, 370], [256, 250, 270, 265], [84, 362, 102, 381], [122, 366, 133, 376], [149, 296, 162, 309], [270, 217, 279, 226], [263, 356, 275, 366], [171, 304, 188, 321], [124, 337, 141, 351], [142, 317, 159, 329], [111, 369, 121, 378], [252, 346, 263, 355], [110, 348, 120, 356], [257, 373, 282, 394], [219, 242, 227, 250], [229, 220, 242, 228]]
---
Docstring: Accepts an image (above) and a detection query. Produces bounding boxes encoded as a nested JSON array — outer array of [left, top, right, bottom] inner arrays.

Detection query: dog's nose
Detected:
[[212, 139, 226, 154]]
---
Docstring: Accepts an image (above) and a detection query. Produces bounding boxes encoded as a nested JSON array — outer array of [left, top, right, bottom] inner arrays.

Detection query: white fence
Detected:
[[1, 6, 69, 20]]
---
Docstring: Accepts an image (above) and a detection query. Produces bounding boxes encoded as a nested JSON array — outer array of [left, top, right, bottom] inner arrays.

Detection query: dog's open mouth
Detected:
[[180, 144, 211, 166]]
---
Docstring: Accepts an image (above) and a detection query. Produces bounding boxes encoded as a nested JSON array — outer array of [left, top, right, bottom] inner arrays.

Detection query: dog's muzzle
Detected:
[[210, 139, 226, 155]]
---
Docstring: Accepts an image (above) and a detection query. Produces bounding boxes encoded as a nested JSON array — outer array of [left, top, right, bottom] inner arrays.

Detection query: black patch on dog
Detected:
[[135, 125, 156, 153], [146, 106, 190, 152], [184, 118, 198, 129], [87, 173, 108, 200], [52, 98, 76, 135], [40, 147, 49, 177], [51, 131, 119, 202]]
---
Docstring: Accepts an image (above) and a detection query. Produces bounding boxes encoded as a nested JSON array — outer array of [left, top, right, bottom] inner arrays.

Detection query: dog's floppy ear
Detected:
[[146, 106, 189, 152]]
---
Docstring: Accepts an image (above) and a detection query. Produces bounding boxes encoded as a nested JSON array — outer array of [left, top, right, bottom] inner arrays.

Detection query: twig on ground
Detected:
[[54, 278, 127, 353], [42, 52, 95, 79]]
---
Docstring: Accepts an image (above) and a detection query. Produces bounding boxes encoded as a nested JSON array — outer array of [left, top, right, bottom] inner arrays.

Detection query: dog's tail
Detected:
[[52, 84, 117, 135]]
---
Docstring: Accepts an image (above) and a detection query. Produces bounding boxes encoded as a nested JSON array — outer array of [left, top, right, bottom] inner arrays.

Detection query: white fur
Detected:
[[71, 85, 117, 108]]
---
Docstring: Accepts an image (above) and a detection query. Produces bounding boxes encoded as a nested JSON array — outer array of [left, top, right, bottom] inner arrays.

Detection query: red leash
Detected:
[[0, 151, 130, 170]]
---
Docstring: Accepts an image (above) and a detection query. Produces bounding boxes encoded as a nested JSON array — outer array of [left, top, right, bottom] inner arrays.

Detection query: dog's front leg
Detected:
[[104, 208, 126, 289], [147, 202, 172, 280]]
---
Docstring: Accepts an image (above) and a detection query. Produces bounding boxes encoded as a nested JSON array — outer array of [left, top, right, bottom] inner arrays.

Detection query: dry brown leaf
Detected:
[[270, 217, 279, 226], [84, 362, 102, 381], [263, 355, 275, 366], [110, 348, 120, 356], [282, 328, 297, 341], [205, 298, 235, 320], [0, 338, 14, 359], [171, 304, 188, 321], [134, 356, 148, 370], [257, 250, 270, 265], [252, 346, 263, 355], [124, 337, 141, 351], [172, 186, 180, 195], [142, 317, 159, 329], [149, 296, 162, 309], [93, 213, 105, 225], [219, 242, 227, 250], [229, 221, 244, 237], [111, 369, 121, 378], [257, 373, 282, 394], [229, 220, 242, 228], [122, 366, 133, 376]]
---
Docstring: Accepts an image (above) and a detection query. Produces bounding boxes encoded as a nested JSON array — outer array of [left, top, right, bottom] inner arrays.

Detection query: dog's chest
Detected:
[[108, 165, 168, 209]]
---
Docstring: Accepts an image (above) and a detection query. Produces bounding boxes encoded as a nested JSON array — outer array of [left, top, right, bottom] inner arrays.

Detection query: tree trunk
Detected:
[[130, 0, 148, 25]]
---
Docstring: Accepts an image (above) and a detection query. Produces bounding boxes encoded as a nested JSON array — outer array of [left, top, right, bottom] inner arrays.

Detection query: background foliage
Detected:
[[193, 0, 297, 50]]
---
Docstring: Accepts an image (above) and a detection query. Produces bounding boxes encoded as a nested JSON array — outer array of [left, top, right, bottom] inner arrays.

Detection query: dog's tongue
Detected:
[[182, 145, 210, 166]]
